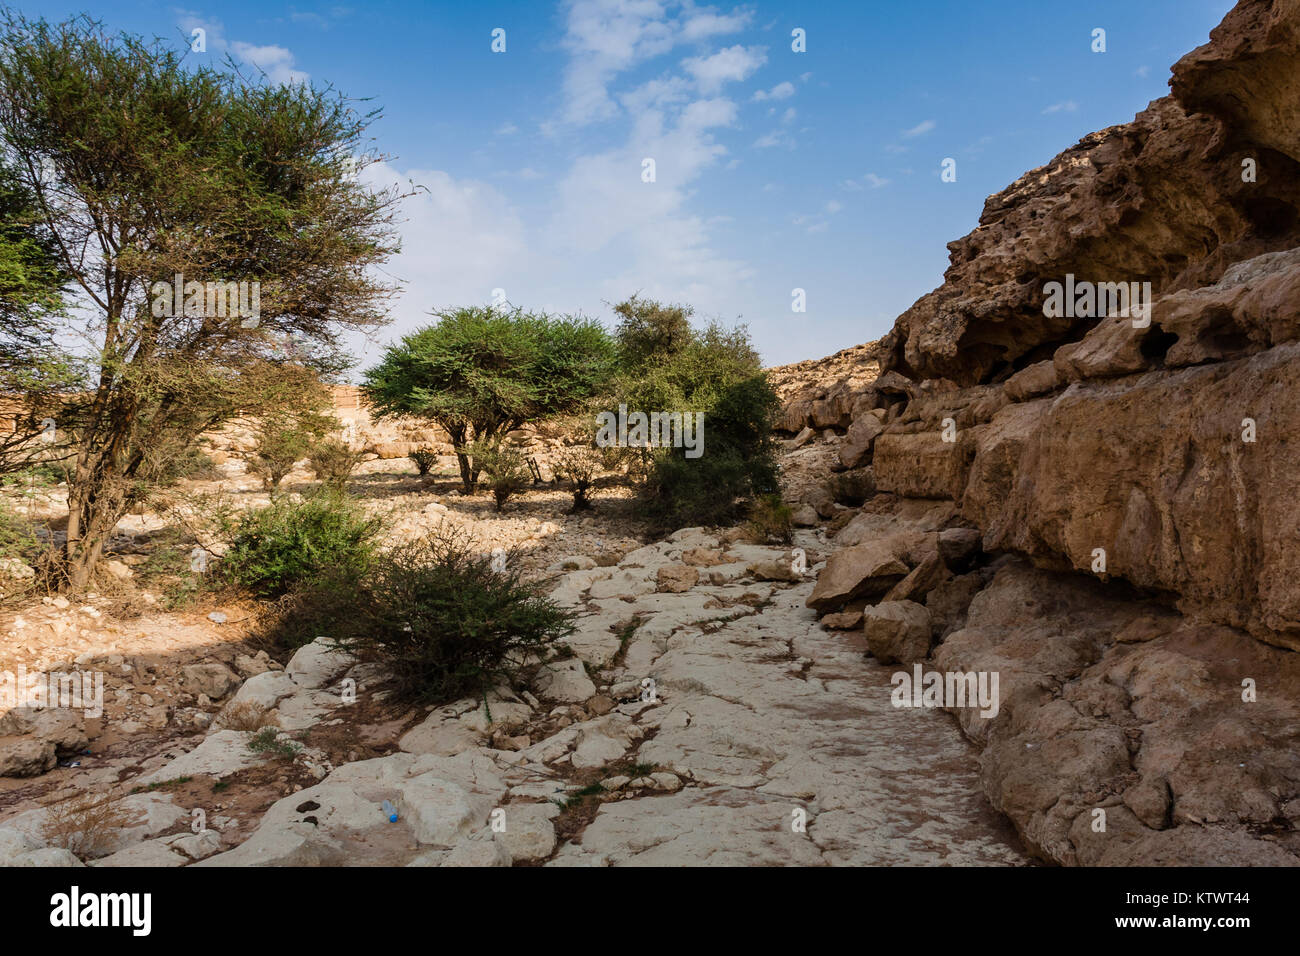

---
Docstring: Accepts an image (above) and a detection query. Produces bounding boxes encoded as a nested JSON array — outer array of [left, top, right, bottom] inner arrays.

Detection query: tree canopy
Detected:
[[0, 10, 402, 586], [363, 306, 616, 491]]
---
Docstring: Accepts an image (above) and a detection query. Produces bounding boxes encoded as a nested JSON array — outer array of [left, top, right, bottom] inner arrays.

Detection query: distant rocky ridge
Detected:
[[778, 0, 1300, 865]]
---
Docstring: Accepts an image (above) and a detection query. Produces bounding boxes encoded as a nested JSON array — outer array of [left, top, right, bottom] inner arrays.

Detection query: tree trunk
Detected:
[[455, 451, 477, 494], [62, 451, 130, 592]]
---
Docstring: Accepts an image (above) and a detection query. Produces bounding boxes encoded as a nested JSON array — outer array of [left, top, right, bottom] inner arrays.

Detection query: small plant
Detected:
[[248, 411, 331, 489], [214, 700, 279, 732], [464, 438, 530, 511], [553, 444, 601, 511], [309, 439, 365, 488], [0, 499, 40, 562], [410, 447, 438, 477], [318, 526, 576, 706], [131, 776, 193, 794], [247, 726, 301, 758], [747, 493, 793, 545], [559, 782, 606, 810], [220, 490, 380, 598], [40, 792, 139, 858]]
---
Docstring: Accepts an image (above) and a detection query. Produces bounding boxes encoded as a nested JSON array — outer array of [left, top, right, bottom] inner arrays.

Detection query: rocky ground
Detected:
[[3, 0, 1296, 869], [0, 458, 1029, 866]]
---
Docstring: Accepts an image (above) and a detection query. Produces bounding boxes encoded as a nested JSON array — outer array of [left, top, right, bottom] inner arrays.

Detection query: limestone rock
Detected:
[[655, 565, 699, 593], [806, 542, 908, 613], [838, 413, 884, 469], [181, 661, 241, 700], [534, 659, 597, 704], [862, 601, 932, 665]]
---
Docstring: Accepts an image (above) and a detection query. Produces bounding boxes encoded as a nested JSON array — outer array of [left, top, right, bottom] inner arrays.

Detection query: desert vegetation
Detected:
[[0, 10, 786, 723]]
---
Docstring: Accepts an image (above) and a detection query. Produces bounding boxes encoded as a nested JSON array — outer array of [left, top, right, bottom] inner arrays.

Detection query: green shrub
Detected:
[[309, 440, 365, 488], [220, 491, 380, 598], [552, 444, 601, 511], [410, 447, 438, 476], [0, 462, 66, 489], [303, 528, 576, 705], [0, 499, 40, 561], [464, 438, 529, 510], [248, 411, 331, 489], [612, 295, 694, 371], [602, 301, 780, 530], [637, 373, 780, 531], [747, 493, 793, 544], [0, 503, 44, 600]]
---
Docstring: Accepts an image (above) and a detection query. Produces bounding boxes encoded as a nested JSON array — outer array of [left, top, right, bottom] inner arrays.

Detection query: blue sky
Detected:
[[28, 0, 1237, 368]]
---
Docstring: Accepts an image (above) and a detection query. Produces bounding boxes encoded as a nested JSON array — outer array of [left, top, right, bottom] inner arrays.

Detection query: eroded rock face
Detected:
[[876, 0, 1300, 387], [784, 0, 1300, 866], [934, 559, 1300, 866]]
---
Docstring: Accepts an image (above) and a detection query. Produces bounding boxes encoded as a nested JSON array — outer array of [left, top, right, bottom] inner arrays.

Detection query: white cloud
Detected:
[[824, 200, 843, 214], [620, 76, 693, 113], [680, 97, 739, 129], [559, 0, 678, 126], [176, 11, 309, 85], [841, 171, 889, 191], [348, 162, 527, 360], [752, 80, 795, 101], [175, 9, 227, 48], [901, 119, 936, 138], [753, 129, 794, 149], [681, 8, 752, 41], [1135, 65, 1151, 78], [539, 3, 754, 318], [360, 0, 764, 352], [1041, 100, 1078, 114], [495, 122, 519, 135], [230, 42, 309, 85], [682, 44, 767, 93], [289, 7, 352, 29]]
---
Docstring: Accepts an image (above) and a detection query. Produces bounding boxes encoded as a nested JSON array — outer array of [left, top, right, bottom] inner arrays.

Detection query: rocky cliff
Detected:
[[788, 0, 1300, 865]]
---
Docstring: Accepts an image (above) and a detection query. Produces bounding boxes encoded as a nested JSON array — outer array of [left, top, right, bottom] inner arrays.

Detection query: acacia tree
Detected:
[[0, 12, 402, 588], [363, 307, 615, 493], [0, 156, 73, 472], [611, 294, 694, 371]]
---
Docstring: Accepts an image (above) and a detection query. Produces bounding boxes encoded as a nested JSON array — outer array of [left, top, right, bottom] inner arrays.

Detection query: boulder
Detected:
[[533, 659, 597, 704], [495, 803, 558, 863], [937, 528, 983, 571], [862, 601, 932, 665], [655, 565, 699, 593], [838, 413, 885, 469], [806, 542, 908, 613], [181, 661, 241, 700]]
